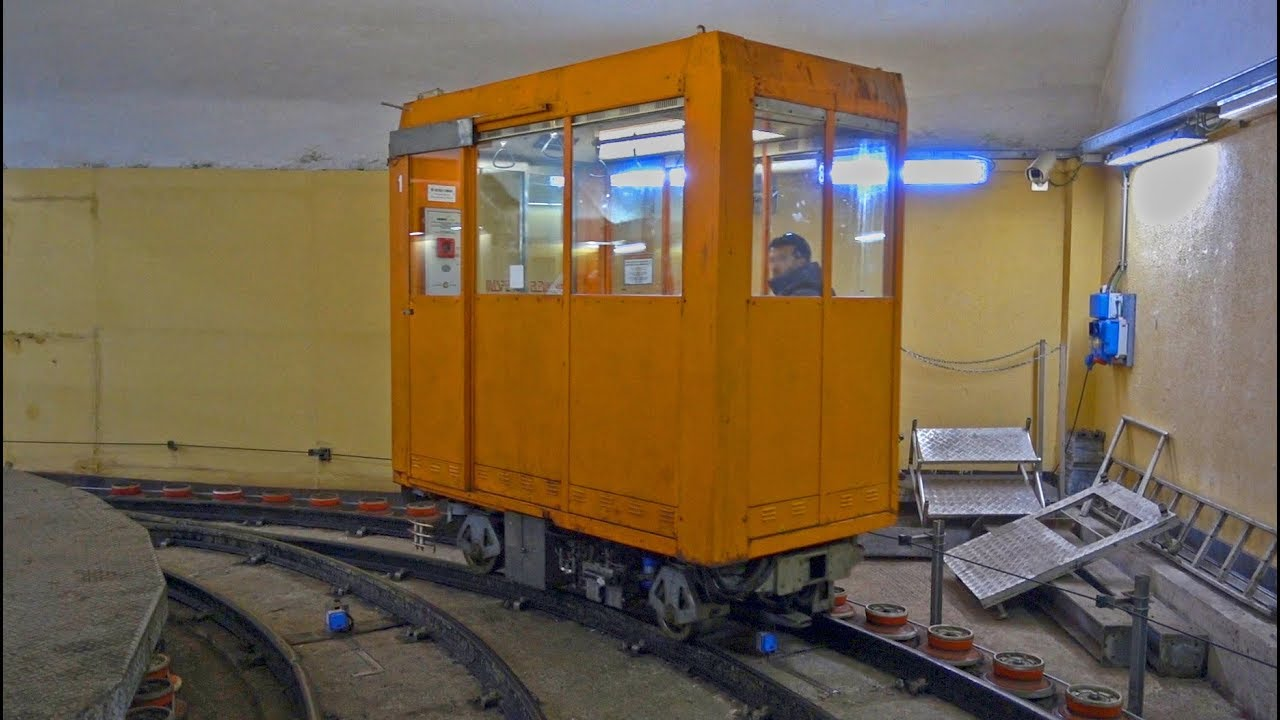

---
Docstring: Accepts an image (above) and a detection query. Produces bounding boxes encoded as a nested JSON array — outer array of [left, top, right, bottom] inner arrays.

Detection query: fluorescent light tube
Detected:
[[902, 158, 990, 185]]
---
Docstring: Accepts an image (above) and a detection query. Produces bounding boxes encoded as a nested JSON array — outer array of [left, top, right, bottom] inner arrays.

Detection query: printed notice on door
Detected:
[[427, 184, 457, 203], [623, 257, 654, 286]]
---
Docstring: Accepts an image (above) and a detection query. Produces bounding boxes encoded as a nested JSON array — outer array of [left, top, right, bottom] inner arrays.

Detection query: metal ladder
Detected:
[[1089, 416, 1277, 617]]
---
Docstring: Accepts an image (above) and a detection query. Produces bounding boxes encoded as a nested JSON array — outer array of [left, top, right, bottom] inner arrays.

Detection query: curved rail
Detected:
[[131, 512, 840, 720], [136, 514, 545, 720], [126, 500, 1065, 719], [104, 495, 416, 539], [164, 568, 324, 720]]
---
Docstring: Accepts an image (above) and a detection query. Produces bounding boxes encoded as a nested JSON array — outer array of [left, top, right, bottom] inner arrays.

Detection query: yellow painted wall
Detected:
[[5, 162, 1089, 490], [1092, 116, 1277, 530], [900, 161, 1072, 471], [3, 169, 395, 491]]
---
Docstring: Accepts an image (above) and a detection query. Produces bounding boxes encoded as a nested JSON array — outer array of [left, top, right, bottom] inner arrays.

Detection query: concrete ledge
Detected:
[[1106, 545, 1277, 720], [1078, 560, 1208, 678], [1035, 575, 1132, 666]]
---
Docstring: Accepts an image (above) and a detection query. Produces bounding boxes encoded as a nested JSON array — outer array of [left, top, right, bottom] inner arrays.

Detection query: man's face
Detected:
[[768, 246, 804, 279]]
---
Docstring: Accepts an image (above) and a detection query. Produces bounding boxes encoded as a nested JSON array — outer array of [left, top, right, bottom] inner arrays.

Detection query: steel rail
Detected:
[[797, 616, 1058, 720], [164, 568, 324, 720], [136, 514, 545, 720], [128, 502, 1066, 718], [130, 512, 841, 720], [106, 495, 416, 539]]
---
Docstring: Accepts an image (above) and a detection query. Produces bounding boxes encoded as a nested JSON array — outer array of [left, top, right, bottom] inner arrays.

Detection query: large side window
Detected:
[[831, 115, 896, 298], [571, 101, 684, 296], [476, 122, 565, 294], [751, 99, 828, 297]]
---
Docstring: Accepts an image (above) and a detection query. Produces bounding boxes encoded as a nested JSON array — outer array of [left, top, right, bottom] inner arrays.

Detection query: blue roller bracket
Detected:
[[327, 602, 353, 633], [1085, 290, 1137, 369]]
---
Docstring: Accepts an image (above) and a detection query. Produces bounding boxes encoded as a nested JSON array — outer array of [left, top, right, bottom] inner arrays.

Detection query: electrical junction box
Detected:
[[1086, 291, 1136, 368]]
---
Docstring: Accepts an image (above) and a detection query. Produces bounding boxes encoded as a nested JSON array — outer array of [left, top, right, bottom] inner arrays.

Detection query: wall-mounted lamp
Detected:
[[1105, 124, 1208, 166]]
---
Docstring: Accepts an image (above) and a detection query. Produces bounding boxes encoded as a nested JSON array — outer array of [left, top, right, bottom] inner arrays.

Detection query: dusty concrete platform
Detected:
[[2, 469, 167, 720], [838, 558, 1244, 719]]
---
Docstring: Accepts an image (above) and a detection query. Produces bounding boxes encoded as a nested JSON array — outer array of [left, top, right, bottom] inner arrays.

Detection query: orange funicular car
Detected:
[[389, 31, 906, 637]]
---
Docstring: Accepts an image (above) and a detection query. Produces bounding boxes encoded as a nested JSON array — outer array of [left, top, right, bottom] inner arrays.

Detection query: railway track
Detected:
[[125, 503, 1063, 720], [163, 568, 324, 720], [137, 514, 546, 720]]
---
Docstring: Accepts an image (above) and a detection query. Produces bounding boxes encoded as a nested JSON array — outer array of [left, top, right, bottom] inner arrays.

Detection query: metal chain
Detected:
[[904, 341, 1042, 365], [902, 345, 1060, 374]]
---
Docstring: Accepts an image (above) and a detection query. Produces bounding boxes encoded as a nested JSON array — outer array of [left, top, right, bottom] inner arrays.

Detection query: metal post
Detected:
[[1034, 339, 1046, 459], [898, 521, 947, 626], [930, 519, 945, 626], [1127, 575, 1150, 717]]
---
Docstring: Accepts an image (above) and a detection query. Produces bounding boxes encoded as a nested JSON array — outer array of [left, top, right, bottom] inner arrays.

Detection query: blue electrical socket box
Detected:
[[326, 603, 353, 633], [1086, 291, 1136, 368]]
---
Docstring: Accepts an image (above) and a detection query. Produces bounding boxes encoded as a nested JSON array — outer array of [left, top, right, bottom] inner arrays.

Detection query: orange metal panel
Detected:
[[401, 38, 694, 132], [567, 485, 677, 538], [389, 158, 411, 478], [747, 511, 898, 559], [822, 485, 892, 524], [395, 476, 679, 557], [410, 454, 465, 491], [473, 294, 567, 480], [747, 496, 820, 539], [391, 32, 910, 568], [568, 296, 682, 507], [408, 299, 466, 471], [745, 299, 823, 507], [474, 464, 563, 509], [820, 300, 896, 508], [741, 38, 905, 120], [673, 33, 756, 566]]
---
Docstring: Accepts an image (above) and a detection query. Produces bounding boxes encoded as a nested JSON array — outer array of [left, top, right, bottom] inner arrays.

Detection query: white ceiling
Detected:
[[3, 0, 1128, 168]]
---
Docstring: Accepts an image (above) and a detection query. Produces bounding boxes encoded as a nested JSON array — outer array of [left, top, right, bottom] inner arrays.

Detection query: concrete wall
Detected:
[[4, 164, 1080, 489], [3, 169, 394, 491], [1092, 116, 1277, 530], [1099, 0, 1278, 126]]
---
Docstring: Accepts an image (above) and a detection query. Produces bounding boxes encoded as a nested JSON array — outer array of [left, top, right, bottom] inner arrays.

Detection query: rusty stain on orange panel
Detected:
[[568, 486, 677, 538], [473, 295, 566, 480], [747, 496, 820, 538], [742, 39, 904, 120], [569, 296, 681, 507], [746, 299, 822, 507]]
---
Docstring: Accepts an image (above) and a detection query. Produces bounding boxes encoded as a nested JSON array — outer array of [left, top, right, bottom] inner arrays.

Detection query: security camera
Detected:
[[1026, 151, 1057, 191]]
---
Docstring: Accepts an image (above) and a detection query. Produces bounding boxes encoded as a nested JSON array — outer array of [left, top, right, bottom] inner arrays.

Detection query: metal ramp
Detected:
[[909, 419, 1047, 524], [946, 481, 1178, 608]]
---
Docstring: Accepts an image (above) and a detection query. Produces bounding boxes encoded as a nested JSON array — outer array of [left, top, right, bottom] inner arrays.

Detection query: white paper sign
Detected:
[[623, 258, 654, 286], [509, 265, 525, 290], [427, 183, 457, 203]]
